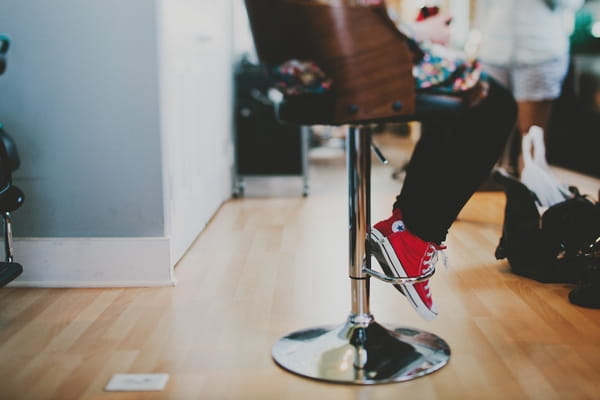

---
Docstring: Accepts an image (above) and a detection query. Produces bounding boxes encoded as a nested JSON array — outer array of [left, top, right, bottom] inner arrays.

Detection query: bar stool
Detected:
[[245, 0, 464, 384]]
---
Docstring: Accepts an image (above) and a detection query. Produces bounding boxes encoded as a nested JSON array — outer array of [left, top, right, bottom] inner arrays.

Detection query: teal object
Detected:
[[0, 34, 9, 54], [571, 6, 599, 53]]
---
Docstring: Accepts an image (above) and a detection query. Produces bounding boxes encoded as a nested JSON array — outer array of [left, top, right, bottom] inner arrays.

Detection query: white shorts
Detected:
[[482, 57, 570, 101]]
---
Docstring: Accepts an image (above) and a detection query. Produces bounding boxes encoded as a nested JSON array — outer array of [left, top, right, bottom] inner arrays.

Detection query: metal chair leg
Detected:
[[0, 212, 22, 287], [3, 212, 14, 263], [272, 125, 450, 384]]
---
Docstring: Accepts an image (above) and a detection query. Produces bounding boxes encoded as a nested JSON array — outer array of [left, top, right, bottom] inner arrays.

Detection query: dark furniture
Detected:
[[548, 55, 600, 177], [233, 58, 309, 197], [0, 34, 25, 287]]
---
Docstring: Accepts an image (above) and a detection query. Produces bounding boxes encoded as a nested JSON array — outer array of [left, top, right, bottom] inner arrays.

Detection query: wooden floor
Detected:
[[0, 131, 599, 399]]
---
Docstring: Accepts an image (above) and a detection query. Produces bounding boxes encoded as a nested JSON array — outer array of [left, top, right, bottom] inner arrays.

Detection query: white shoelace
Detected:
[[422, 244, 447, 299], [424, 243, 448, 273]]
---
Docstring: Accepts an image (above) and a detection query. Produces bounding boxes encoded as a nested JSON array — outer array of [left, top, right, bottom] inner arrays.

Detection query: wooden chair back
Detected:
[[244, 0, 416, 124]]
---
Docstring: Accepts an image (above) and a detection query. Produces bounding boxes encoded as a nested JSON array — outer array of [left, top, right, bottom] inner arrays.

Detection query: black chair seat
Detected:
[[276, 90, 466, 126], [0, 262, 22, 287], [0, 185, 24, 213]]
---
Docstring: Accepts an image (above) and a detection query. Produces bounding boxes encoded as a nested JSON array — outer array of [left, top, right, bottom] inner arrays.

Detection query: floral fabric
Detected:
[[272, 60, 332, 96], [272, 44, 487, 99], [413, 42, 486, 93]]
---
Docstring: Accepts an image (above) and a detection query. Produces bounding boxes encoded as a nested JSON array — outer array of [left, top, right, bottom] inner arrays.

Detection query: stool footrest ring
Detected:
[[362, 266, 435, 284]]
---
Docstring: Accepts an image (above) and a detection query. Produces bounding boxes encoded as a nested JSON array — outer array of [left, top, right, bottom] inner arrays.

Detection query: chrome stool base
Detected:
[[272, 314, 450, 384], [272, 125, 450, 384]]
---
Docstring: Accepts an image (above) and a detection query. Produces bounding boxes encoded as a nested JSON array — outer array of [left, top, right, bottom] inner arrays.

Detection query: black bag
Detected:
[[494, 170, 600, 284], [568, 237, 600, 308]]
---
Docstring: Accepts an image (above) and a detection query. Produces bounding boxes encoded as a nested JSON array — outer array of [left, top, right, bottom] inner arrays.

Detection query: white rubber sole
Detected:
[[373, 231, 438, 321], [369, 230, 405, 295]]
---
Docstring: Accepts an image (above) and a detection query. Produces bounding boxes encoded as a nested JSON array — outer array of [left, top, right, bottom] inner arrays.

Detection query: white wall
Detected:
[[159, 0, 234, 265], [0, 0, 234, 286], [233, 0, 258, 61]]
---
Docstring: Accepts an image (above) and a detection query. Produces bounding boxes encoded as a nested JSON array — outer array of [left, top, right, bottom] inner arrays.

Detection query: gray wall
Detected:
[[0, 0, 164, 237]]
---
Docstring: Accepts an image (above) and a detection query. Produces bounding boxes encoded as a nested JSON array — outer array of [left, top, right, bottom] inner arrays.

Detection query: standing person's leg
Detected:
[[511, 56, 570, 171], [515, 100, 554, 170], [517, 100, 554, 134], [370, 79, 517, 320]]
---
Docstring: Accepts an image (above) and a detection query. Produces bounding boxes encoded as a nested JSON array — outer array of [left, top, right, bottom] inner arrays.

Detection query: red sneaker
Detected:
[[369, 209, 407, 295], [378, 230, 445, 321], [371, 208, 405, 243]]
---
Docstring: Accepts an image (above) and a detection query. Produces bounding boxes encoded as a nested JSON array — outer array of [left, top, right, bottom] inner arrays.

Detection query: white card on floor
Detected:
[[105, 373, 169, 391]]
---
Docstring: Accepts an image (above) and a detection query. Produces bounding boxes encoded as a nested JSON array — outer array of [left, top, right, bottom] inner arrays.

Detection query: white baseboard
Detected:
[[7, 237, 175, 288]]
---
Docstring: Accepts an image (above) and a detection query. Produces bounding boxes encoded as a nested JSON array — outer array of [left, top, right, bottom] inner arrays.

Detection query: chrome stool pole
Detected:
[[272, 125, 450, 384]]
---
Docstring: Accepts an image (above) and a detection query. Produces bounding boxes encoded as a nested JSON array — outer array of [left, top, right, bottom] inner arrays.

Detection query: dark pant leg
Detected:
[[394, 79, 517, 243]]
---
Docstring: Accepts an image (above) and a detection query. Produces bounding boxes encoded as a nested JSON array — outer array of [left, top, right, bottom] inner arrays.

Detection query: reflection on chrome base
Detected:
[[272, 314, 450, 384]]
